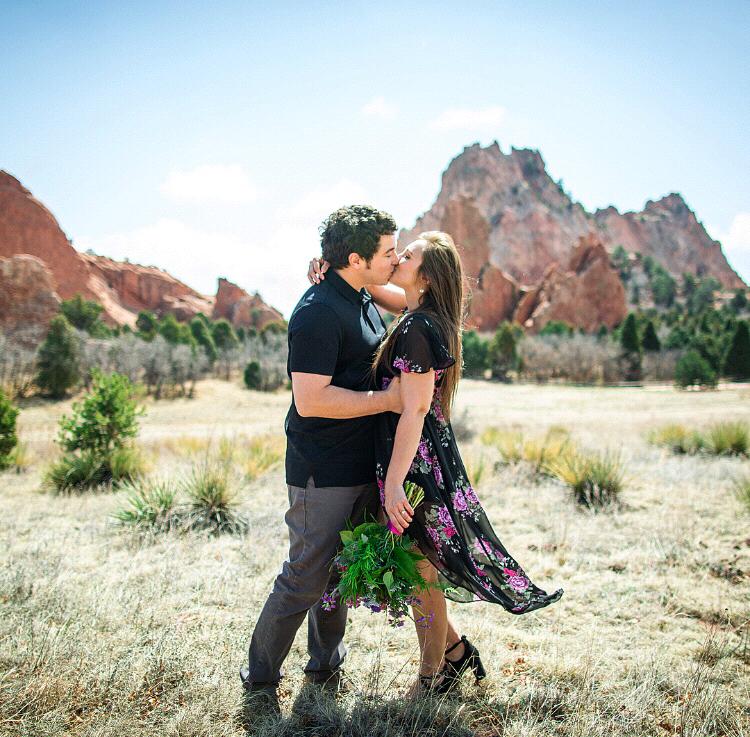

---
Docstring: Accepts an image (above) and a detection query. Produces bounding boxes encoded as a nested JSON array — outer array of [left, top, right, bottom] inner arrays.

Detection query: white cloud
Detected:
[[284, 179, 370, 222], [361, 96, 398, 120], [710, 212, 750, 285], [76, 179, 372, 318], [160, 164, 257, 204], [429, 105, 506, 131]]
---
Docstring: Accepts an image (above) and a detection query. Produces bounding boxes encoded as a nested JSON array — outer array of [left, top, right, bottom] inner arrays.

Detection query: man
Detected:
[[240, 205, 402, 703]]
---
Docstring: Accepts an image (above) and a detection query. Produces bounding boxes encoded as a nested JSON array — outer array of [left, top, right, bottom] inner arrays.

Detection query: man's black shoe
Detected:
[[303, 669, 347, 694]]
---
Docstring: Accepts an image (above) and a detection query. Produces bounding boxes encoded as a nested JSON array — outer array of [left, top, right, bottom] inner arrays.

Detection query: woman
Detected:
[[308, 232, 563, 696]]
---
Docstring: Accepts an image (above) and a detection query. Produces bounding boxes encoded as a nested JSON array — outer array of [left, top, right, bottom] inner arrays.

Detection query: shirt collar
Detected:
[[328, 269, 372, 307]]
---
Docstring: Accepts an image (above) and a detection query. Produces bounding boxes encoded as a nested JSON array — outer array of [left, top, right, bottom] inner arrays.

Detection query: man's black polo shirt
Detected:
[[285, 269, 386, 488]]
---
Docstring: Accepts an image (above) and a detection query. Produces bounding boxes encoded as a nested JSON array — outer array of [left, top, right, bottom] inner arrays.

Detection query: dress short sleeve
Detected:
[[392, 313, 456, 374]]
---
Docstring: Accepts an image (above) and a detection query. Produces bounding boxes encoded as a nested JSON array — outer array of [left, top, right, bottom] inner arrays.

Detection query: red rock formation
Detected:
[[0, 170, 284, 330], [594, 194, 745, 289], [0, 171, 95, 301], [512, 234, 627, 333], [400, 143, 594, 285], [0, 254, 61, 333], [81, 253, 214, 327], [213, 278, 285, 330]]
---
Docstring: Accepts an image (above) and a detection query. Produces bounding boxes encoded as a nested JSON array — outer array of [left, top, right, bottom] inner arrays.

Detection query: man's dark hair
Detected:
[[319, 205, 397, 269]]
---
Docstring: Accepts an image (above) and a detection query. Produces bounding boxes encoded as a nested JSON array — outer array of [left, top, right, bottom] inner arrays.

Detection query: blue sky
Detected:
[[2, 1, 748, 315]]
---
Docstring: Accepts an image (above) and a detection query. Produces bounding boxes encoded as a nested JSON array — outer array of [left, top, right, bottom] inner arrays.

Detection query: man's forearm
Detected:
[[297, 384, 392, 419]]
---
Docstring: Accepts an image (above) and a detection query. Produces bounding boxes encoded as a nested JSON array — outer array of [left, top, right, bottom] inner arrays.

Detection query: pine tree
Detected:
[[36, 315, 81, 399], [488, 322, 518, 381], [642, 320, 661, 352], [620, 313, 641, 354], [723, 320, 750, 381]]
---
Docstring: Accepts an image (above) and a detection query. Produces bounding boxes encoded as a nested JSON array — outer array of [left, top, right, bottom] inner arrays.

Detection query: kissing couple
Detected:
[[240, 204, 563, 706]]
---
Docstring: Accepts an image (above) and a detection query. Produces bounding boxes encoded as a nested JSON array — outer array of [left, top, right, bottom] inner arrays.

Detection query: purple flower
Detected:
[[453, 489, 468, 512], [432, 401, 445, 424], [418, 439, 431, 463], [393, 357, 411, 372], [321, 591, 338, 611], [387, 520, 402, 536], [508, 574, 529, 592], [433, 460, 443, 486], [437, 505, 452, 527], [426, 524, 441, 547], [464, 484, 479, 505]]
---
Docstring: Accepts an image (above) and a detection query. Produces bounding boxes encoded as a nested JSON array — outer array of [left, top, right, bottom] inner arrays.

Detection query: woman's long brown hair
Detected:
[[373, 231, 465, 420]]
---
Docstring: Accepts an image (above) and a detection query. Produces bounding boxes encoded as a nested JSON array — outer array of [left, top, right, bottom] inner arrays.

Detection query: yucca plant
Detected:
[[113, 479, 178, 530], [545, 447, 624, 509], [242, 434, 285, 480], [704, 421, 749, 457], [463, 451, 487, 487], [182, 459, 247, 534], [8, 441, 33, 474], [482, 428, 525, 464]]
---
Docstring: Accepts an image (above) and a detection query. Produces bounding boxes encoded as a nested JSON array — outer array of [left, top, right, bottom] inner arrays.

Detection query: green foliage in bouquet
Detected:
[[322, 481, 438, 627]]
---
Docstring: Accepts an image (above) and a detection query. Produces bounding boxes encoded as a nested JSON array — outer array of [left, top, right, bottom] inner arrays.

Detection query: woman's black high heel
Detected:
[[442, 635, 486, 690], [418, 665, 452, 695]]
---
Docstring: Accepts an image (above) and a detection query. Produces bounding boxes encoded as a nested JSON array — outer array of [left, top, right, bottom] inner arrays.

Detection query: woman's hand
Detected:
[[384, 481, 414, 534], [307, 257, 330, 284]]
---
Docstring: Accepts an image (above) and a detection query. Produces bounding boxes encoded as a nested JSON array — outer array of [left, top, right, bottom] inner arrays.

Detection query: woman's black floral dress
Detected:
[[375, 312, 563, 614]]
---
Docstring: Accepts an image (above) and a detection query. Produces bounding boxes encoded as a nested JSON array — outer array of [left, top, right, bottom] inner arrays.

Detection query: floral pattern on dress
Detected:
[[374, 310, 564, 615]]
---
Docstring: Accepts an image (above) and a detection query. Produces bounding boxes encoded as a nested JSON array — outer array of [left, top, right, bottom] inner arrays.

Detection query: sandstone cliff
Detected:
[[0, 170, 283, 331], [400, 143, 744, 331]]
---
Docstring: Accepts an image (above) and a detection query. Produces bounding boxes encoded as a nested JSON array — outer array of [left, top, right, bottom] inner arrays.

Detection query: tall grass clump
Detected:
[[648, 421, 749, 457], [242, 434, 285, 480], [182, 459, 247, 534], [113, 479, 178, 531], [544, 447, 624, 509], [482, 425, 573, 478], [45, 369, 145, 492]]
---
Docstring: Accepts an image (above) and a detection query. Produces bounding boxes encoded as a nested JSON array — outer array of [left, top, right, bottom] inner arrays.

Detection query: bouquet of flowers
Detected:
[[321, 481, 435, 627]]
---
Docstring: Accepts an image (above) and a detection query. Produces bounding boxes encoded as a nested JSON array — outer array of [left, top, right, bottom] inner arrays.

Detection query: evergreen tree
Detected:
[[60, 294, 110, 337], [462, 330, 489, 377], [675, 350, 717, 389], [729, 289, 748, 314], [619, 313, 642, 381], [190, 317, 218, 363], [642, 320, 661, 352], [488, 322, 518, 381], [0, 389, 19, 469], [36, 315, 81, 398], [136, 310, 158, 340], [158, 313, 195, 346], [723, 320, 750, 380], [243, 361, 262, 390], [211, 319, 239, 352], [620, 313, 641, 354]]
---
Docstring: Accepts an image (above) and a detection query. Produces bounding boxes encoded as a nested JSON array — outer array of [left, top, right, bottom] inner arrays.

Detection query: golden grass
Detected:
[[2, 378, 749, 736]]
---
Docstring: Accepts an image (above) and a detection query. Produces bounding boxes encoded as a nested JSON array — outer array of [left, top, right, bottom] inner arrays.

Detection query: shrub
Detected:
[[461, 330, 489, 377], [539, 321, 574, 337], [35, 315, 81, 398], [0, 389, 19, 470], [517, 334, 620, 384], [182, 460, 247, 534], [482, 426, 572, 478], [674, 350, 717, 389], [243, 361, 262, 390], [642, 321, 661, 352], [544, 448, 624, 509]]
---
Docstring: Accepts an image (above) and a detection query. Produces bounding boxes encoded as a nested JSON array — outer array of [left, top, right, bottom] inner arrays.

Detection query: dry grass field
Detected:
[[2, 378, 749, 736]]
